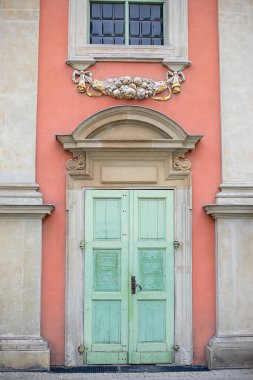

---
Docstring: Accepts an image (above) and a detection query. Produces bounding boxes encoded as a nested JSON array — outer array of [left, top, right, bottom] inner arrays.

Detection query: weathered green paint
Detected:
[[93, 250, 121, 291], [84, 190, 174, 364], [139, 249, 165, 290], [129, 190, 174, 364], [93, 301, 121, 343]]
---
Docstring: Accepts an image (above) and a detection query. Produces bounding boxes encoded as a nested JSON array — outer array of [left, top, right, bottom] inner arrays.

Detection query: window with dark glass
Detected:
[[90, 1, 164, 45]]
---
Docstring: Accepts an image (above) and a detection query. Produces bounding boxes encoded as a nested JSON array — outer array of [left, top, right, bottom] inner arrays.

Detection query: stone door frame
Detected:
[[57, 106, 202, 366]]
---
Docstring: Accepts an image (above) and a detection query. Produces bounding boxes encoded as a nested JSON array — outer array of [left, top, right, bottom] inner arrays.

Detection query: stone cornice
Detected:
[[0, 205, 54, 218], [204, 204, 253, 219], [0, 183, 40, 191], [57, 106, 202, 154]]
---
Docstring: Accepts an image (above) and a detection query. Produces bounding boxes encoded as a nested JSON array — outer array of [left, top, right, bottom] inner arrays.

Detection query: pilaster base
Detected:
[[206, 336, 253, 369], [0, 338, 50, 371]]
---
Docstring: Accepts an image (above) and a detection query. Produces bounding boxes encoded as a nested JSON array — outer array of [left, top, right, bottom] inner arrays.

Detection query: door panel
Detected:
[[139, 198, 166, 240], [93, 301, 121, 344], [129, 190, 174, 364], [93, 249, 121, 291], [84, 189, 174, 364], [94, 198, 121, 240], [84, 190, 129, 364], [139, 249, 165, 291]]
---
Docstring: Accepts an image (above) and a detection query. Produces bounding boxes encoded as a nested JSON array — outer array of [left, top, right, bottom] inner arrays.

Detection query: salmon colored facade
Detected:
[[37, 0, 220, 365], [1, 0, 253, 372]]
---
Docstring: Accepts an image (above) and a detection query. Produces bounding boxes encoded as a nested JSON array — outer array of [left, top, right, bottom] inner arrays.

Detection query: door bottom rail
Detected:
[[51, 365, 209, 373]]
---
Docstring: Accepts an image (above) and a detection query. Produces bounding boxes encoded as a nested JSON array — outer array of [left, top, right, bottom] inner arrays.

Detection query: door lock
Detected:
[[131, 275, 143, 294]]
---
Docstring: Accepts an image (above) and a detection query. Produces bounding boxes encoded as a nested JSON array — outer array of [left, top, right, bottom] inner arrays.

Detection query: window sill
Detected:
[[66, 54, 191, 72]]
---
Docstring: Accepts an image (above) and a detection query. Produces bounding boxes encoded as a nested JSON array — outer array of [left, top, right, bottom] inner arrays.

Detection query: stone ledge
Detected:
[[216, 183, 253, 205], [0, 183, 43, 205], [206, 346, 253, 370], [0, 338, 50, 371], [0, 351, 49, 371], [0, 205, 54, 218], [0, 338, 49, 351], [207, 336, 253, 369], [204, 204, 253, 219]]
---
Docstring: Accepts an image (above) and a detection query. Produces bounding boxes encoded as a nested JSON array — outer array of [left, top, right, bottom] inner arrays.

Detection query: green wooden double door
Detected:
[[84, 190, 174, 364]]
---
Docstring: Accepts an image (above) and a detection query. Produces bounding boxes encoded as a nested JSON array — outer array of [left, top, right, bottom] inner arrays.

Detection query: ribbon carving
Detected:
[[71, 70, 185, 101]]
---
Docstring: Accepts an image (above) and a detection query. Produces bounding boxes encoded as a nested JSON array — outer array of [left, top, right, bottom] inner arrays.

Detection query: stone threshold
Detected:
[[50, 365, 209, 373]]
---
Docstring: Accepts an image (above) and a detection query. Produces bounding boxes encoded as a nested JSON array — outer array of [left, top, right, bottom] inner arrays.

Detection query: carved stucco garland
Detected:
[[172, 154, 191, 171], [71, 70, 185, 101], [66, 153, 86, 171]]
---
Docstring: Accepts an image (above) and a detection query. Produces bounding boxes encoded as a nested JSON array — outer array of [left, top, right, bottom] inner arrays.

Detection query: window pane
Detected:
[[114, 3, 124, 19], [90, 2, 125, 44], [129, 37, 140, 45], [140, 5, 151, 20], [129, 4, 140, 20], [102, 3, 113, 19], [91, 3, 101, 18], [141, 21, 151, 37], [151, 5, 162, 20], [90, 2, 163, 46], [90, 20, 102, 36], [129, 4, 164, 46], [130, 21, 140, 37]]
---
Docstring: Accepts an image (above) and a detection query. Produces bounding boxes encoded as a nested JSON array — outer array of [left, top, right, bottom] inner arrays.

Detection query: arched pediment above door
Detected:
[[57, 106, 202, 152]]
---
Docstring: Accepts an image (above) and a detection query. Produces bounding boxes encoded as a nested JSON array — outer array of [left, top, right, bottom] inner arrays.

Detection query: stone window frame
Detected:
[[67, 0, 189, 70]]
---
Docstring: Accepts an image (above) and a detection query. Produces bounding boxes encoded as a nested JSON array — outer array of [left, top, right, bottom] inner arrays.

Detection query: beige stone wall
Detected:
[[219, 0, 253, 182], [0, 0, 40, 183], [217, 218, 253, 336], [0, 218, 42, 336], [0, 1, 52, 370], [206, 1, 253, 369]]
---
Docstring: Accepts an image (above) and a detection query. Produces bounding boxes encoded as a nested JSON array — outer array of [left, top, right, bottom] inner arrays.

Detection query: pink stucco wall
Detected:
[[37, 0, 220, 364]]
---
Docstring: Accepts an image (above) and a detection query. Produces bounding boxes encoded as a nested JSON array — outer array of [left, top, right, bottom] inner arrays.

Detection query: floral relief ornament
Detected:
[[71, 69, 185, 101], [66, 153, 86, 171], [172, 154, 191, 171]]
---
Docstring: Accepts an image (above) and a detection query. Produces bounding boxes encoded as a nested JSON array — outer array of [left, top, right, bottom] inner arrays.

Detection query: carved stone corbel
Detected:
[[172, 154, 191, 171], [66, 153, 86, 171]]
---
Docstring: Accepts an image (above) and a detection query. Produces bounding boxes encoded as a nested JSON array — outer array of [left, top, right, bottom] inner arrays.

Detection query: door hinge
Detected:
[[173, 240, 180, 249], [80, 240, 85, 249], [78, 344, 85, 354]]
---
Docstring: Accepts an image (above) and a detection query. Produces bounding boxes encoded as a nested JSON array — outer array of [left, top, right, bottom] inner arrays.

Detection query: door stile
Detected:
[[128, 190, 135, 363]]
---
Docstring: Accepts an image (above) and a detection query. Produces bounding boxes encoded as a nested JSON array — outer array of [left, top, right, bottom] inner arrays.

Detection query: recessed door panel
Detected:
[[139, 249, 165, 291], [94, 198, 121, 240], [93, 249, 121, 291], [138, 301, 166, 343], [139, 198, 166, 240], [93, 301, 121, 344]]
